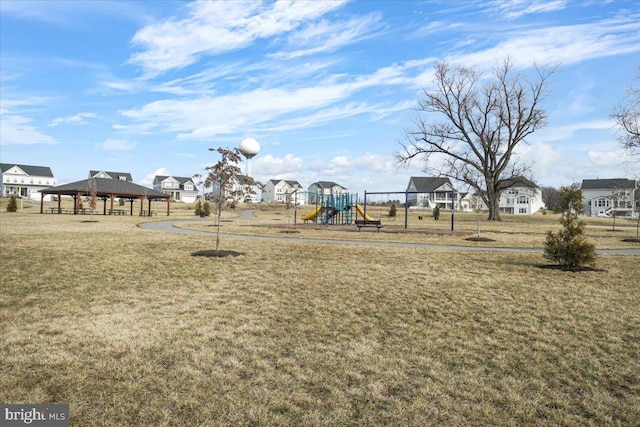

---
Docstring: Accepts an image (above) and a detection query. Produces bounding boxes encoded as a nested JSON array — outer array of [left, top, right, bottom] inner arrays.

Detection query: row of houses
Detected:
[[1, 162, 638, 217]]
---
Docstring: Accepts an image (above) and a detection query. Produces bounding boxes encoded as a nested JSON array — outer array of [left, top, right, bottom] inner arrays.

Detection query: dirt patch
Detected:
[[191, 250, 244, 258], [279, 230, 300, 234], [622, 238, 640, 243]]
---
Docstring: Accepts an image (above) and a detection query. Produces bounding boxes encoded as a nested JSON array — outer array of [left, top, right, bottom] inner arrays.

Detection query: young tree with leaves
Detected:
[[544, 184, 596, 271], [195, 147, 256, 252], [396, 58, 555, 220], [6, 194, 18, 212]]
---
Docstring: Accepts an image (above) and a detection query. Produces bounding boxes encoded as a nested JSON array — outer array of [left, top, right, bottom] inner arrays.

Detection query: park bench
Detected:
[[355, 219, 382, 232]]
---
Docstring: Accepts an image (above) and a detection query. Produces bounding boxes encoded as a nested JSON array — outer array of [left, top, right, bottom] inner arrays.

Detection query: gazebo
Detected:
[[39, 178, 171, 216]]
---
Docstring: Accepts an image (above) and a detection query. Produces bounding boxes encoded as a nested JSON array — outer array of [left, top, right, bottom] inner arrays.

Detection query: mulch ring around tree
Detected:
[[535, 264, 606, 272], [465, 237, 496, 242], [191, 250, 244, 258]]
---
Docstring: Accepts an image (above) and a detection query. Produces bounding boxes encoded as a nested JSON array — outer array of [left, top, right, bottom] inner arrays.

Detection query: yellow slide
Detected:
[[302, 205, 323, 221], [355, 204, 376, 221]]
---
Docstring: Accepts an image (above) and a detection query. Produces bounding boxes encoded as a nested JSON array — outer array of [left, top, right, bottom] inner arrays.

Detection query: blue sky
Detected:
[[1, 0, 639, 196]]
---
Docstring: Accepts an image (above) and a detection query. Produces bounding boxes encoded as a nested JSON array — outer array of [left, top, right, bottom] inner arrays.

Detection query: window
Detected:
[[595, 198, 609, 207], [517, 196, 528, 204], [519, 208, 528, 214]]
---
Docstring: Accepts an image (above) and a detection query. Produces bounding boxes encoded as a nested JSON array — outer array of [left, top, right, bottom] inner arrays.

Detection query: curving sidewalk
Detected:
[[138, 218, 640, 255]]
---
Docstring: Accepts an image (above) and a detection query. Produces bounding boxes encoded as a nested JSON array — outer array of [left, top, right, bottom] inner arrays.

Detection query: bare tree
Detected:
[[611, 67, 639, 162], [88, 178, 98, 219], [397, 59, 554, 220], [195, 147, 256, 252], [541, 186, 562, 212]]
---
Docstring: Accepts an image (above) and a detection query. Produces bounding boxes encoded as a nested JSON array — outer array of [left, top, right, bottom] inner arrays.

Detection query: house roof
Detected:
[[499, 176, 538, 189], [268, 179, 302, 188], [40, 178, 169, 199], [581, 178, 636, 190], [408, 177, 452, 192], [0, 163, 54, 177], [311, 181, 346, 189], [154, 175, 195, 185], [89, 170, 133, 181]]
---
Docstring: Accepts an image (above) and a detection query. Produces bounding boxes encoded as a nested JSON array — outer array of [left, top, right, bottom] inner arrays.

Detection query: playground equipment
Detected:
[[355, 204, 376, 221], [300, 192, 384, 227], [301, 193, 357, 225]]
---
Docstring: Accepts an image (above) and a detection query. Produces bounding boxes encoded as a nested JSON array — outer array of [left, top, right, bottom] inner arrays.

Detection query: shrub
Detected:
[[543, 184, 596, 270], [202, 201, 211, 217], [194, 200, 202, 216], [119, 198, 125, 206], [388, 203, 397, 217], [6, 195, 18, 212]]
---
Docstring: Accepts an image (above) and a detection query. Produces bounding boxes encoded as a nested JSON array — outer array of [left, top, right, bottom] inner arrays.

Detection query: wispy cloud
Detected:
[[128, 0, 347, 77], [270, 12, 386, 59], [487, 0, 569, 20], [49, 112, 97, 126], [0, 112, 57, 145], [447, 17, 640, 69], [96, 139, 137, 150]]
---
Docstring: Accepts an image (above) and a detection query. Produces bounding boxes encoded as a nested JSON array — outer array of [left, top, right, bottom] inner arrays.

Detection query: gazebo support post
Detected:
[[40, 193, 44, 214], [102, 197, 108, 215], [58, 194, 62, 214], [167, 198, 170, 216], [148, 198, 152, 216], [110, 195, 115, 215], [139, 197, 144, 216], [129, 198, 134, 216]]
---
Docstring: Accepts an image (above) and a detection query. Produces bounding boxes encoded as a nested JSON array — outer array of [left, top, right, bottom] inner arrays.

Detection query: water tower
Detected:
[[238, 137, 260, 177]]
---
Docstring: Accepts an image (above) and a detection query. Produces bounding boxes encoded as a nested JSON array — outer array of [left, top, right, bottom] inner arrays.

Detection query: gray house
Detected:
[[406, 177, 456, 210], [89, 170, 133, 181], [581, 178, 638, 218], [153, 175, 199, 203], [307, 181, 348, 204]]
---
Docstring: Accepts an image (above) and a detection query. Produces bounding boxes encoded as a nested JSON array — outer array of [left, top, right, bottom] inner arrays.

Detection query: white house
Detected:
[[406, 177, 457, 210], [307, 181, 348, 204], [262, 179, 305, 204], [207, 174, 260, 203], [153, 175, 199, 203], [474, 177, 544, 215], [89, 170, 132, 181], [1, 163, 55, 201], [581, 178, 638, 218]]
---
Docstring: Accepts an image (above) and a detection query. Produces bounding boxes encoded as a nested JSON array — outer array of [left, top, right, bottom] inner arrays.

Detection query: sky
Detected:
[[1, 0, 639, 198]]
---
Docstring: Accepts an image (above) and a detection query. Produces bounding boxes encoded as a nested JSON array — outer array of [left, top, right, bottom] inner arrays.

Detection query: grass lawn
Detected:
[[1, 203, 639, 426]]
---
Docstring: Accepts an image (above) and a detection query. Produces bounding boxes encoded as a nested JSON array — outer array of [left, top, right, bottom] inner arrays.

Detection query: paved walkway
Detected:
[[138, 218, 640, 255]]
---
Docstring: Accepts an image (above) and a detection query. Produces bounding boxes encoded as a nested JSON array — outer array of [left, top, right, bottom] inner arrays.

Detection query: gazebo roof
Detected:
[[40, 177, 170, 199]]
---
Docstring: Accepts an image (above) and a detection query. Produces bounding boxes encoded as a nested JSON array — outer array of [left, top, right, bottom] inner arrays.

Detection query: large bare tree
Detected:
[[397, 59, 554, 220], [611, 67, 639, 162]]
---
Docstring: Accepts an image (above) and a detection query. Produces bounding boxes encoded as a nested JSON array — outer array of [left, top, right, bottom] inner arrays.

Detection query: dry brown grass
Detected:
[[1, 205, 639, 426], [176, 204, 640, 250]]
